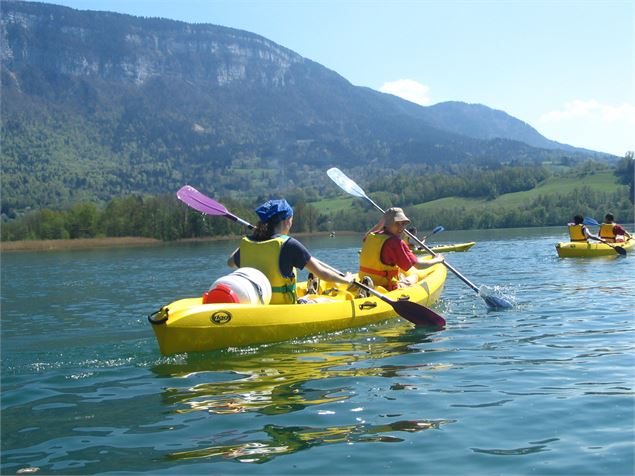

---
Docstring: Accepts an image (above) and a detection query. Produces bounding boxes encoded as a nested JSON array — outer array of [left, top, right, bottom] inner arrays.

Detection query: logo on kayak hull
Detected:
[[211, 311, 232, 324]]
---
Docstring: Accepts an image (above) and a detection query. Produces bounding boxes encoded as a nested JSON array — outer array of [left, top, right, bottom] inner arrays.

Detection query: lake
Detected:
[[1, 227, 634, 475]]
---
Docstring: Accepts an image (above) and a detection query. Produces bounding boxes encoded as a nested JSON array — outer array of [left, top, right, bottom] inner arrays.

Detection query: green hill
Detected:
[[412, 170, 626, 212]]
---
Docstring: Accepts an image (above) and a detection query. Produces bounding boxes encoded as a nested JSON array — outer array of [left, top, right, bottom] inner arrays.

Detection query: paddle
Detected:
[[416, 225, 444, 245], [327, 167, 514, 310], [176, 185, 254, 229], [582, 217, 626, 256], [176, 185, 446, 327]]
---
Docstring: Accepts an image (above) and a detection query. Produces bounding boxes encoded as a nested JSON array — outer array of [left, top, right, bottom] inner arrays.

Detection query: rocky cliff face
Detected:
[[2, 1, 305, 87]]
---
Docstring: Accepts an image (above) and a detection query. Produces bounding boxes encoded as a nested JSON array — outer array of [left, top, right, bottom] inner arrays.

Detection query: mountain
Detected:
[[419, 102, 579, 151], [0, 1, 613, 214]]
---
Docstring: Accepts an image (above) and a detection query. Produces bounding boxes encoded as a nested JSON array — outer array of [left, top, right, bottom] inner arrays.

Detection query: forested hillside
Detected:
[[1, 1, 615, 218], [3, 157, 632, 242]]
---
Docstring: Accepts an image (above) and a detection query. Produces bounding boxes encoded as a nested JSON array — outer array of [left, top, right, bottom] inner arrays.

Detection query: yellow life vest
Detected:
[[239, 235, 297, 304], [599, 223, 616, 241], [359, 233, 400, 290], [568, 224, 587, 242]]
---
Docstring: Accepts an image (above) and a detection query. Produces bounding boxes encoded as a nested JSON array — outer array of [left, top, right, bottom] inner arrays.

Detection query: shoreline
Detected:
[[0, 231, 359, 252]]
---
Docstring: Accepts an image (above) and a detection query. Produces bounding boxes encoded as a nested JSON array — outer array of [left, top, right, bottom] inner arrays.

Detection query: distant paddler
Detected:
[[567, 215, 599, 242]]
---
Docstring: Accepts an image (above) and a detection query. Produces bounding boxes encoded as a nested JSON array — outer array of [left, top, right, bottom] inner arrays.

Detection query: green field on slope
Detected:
[[411, 171, 626, 212]]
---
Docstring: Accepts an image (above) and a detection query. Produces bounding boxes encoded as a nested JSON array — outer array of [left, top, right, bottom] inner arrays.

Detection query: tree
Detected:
[[614, 152, 634, 203]]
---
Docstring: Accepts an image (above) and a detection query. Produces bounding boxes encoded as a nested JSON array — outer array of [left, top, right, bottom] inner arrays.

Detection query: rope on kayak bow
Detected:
[[148, 307, 168, 325]]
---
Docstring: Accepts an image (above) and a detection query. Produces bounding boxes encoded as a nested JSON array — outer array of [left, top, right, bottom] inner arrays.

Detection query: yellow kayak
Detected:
[[412, 242, 476, 254], [148, 264, 447, 355], [555, 238, 634, 258]]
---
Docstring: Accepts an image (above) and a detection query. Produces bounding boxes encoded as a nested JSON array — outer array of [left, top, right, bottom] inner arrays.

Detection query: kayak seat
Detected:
[[355, 276, 375, 298], [306, 273, 320, 295]]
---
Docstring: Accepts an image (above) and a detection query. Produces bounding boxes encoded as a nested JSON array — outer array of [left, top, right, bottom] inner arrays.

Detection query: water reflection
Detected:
[[152, 323, 445, 416], [168, 418, 455, 463]]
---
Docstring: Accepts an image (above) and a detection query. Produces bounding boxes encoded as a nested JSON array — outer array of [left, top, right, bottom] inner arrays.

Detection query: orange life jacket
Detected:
[[359, 233, 400, 290]]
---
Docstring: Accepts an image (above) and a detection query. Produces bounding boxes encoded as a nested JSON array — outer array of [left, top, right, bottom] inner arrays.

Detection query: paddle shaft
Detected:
[[226, 212, 254, 229], [416, 226, 443, 244], [363, 195, 482, 294], [316, 259, 398, 303]]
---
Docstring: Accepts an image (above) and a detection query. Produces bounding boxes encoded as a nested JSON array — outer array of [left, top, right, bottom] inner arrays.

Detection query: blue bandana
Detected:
[[255, 199, 293, 223]]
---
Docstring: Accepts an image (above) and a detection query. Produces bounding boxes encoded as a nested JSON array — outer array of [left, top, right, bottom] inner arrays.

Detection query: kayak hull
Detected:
[[149, 265, 446, 355], [412, 242, 476, 254], [555, 238, 634, 258]]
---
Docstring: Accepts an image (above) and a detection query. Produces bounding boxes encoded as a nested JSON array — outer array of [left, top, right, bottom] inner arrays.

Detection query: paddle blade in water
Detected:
[[614, 246, 627, 256], [177, 185, 228, 216], [483, 294, 514, 310], [392, 300, 446, 327], [327, 167, 368, 199]]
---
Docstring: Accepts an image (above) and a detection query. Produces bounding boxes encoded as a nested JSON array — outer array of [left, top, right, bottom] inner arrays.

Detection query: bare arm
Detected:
[[583, 227, 599, 241], [413, 254, 444, 270], [227, 248, 239, 268], [305, 257, 353, 285]]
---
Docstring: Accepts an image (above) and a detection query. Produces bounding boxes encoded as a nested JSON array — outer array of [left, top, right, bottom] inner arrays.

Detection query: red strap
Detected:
[[359, 266, 399, 280]]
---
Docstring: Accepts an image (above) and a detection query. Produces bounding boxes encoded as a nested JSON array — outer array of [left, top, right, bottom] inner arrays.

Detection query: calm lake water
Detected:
[[2, 227, 634, 475]]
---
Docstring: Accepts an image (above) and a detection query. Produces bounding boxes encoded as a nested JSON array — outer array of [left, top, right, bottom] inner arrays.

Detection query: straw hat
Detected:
[[383, 207, 411, 226]]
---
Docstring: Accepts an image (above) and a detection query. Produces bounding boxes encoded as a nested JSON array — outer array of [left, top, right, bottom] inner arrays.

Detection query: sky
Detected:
[[46, 0, 633, 156]]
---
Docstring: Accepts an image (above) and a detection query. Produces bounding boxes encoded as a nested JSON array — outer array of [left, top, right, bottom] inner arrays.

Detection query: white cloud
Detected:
[[540, 99, 635, 124], [536, 99, 635, 155], [379, 79, 432, 106]]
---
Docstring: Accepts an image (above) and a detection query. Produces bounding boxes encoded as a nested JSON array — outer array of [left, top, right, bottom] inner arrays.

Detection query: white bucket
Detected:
[[209, 267, 272, 305]]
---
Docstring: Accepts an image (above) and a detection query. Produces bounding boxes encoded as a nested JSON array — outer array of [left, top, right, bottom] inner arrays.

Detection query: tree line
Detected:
[[2, 158, 633, 242], [0, 195, 323, 242]]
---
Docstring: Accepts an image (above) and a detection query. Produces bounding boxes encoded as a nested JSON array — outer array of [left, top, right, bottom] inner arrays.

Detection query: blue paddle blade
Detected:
[[479, 286, 514, 309], [583, 217, 599, 226], [483, 294, 514, 309]]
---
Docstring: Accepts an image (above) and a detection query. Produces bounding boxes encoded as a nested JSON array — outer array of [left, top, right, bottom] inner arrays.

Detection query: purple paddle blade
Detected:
[[176, 185, 228, 216], [176, 185, 255, 229]]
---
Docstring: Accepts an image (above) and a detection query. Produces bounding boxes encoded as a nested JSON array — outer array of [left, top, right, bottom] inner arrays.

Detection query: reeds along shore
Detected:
[[0, 237, 163, 252], [0, 231, 358, 252]]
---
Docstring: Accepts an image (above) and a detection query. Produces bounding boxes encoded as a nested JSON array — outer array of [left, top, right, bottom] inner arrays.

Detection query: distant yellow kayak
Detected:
[[412, 242, 476, 254], [148, 264, 447, 355], [555, 238, 634, 258]]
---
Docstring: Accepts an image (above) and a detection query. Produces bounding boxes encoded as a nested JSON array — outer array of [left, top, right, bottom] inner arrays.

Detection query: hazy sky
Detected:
[[47, 0, 633, 156]]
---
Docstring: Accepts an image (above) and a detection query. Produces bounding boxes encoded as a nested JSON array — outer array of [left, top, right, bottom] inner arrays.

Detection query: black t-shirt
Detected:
[[233, 235, 312, 278]]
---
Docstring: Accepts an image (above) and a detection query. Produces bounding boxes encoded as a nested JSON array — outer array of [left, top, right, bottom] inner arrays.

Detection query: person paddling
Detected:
[[568, 215, 599, 242], [359, 207, 444, 291], [599, 213, 632, 243], [227, 199, 353, 304]]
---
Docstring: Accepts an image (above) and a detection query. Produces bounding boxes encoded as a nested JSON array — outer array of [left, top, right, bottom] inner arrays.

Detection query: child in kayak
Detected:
[[227, 199, 352, 304], [599, 213, 632, 243], [359, 207, 444, 291], [568, 215, 599, 242]]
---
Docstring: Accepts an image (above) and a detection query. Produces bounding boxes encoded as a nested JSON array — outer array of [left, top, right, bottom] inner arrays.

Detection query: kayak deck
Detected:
[[149, 264, 447, 355], [412, 242, 476, 254]]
